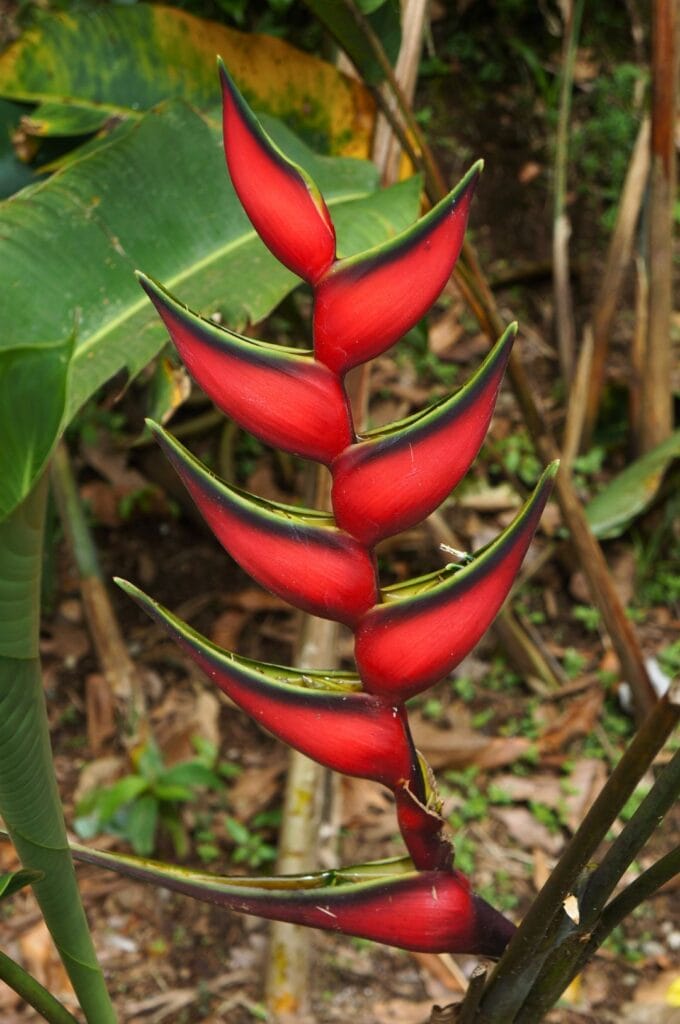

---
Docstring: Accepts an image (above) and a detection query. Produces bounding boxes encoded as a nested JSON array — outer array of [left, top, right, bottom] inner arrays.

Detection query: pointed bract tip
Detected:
[[113, 577, 138, 597]]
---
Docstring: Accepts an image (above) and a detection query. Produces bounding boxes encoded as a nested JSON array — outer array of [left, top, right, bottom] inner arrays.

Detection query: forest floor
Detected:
[[1, 3, 679, 1023]]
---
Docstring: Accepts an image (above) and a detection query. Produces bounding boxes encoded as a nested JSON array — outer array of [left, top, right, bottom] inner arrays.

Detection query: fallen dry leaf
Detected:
[[19, 921, 75, 1002], [373, 996, 442, 1024], [228, 756, 287, 821], [410, 712, 531, 771], [492, 806, 564, 855], [538, 688, 604, 755], [86, 672, 117, 755]]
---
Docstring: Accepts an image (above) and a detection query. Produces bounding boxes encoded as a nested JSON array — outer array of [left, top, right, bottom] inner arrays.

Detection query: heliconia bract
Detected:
[[149, 422, 378, 626], [354, 464, 558, 699], [331, 323, 517, 545], [219, 60, 336, 285], [137, 274, 354, 465], [123, 60, 558, 964], [72, 844, 515, 959], [313, 163, 481, 375]]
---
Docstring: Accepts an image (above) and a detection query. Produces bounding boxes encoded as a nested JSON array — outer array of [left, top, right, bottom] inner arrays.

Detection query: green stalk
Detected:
[[0, 949, 80, 1024], [0, 478, 117, 1023], [476, 693, 679, 1021]]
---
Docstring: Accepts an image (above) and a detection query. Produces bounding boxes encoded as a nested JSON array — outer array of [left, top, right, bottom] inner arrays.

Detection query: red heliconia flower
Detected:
[[149, 422, 378, 626], [394, 785, 455, 872], [313, 162, 481, 376], [219, 59, 336, 285], [117, 580, 419, 792], [354, 463, 558, 699], [331, 323, 516, 545], [137, 274, 354, 465], [73, 843, 516, 960]]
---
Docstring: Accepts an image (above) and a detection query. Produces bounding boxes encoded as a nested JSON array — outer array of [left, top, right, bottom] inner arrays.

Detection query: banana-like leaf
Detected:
[[138, 276, 354, 465], [116, 580, 420, 791], [220, 61, 336, 284], [0, 100, 420, 523], [331, 324, 516, 544], [313, 162, 481, 375], [0, 868, 44, 901], [0, 4, 375, 156], [354, 463, 559, 698], [149, 422, 378, 626], [71, 842, 515, 958]]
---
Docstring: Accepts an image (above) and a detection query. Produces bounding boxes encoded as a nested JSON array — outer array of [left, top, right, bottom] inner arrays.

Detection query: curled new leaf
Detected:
[[72, 844, 515, 959], [354, 463, 559, 699], [117, 580, 420, 791], [137, 274, 354, 465], [332, 324, 516, 545], [219, 60, 336, 284], [313, 163, 481, 375], [150, 422, 378, 626]]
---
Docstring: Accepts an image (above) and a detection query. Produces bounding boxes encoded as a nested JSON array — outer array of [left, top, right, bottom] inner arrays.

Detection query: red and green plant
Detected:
[[78, 61, 557, 959]]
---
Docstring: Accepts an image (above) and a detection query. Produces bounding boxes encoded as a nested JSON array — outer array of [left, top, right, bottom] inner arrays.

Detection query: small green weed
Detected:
[[224, 809, 280, 868], [75, 737, 228, 857]]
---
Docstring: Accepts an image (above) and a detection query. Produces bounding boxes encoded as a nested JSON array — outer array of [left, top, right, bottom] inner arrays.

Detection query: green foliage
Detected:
[[224, 810, 281, 868], [0, 98, 420, 524], [571, 64, 647, 229], [75, 738, 226, 857]]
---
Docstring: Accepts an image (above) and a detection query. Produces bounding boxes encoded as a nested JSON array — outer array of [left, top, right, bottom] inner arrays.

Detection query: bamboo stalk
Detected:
[[552, 0, 585, 383], [264, 467, 338, 1022], [638, 0, 677, 452], [581, 116, 651, 445]]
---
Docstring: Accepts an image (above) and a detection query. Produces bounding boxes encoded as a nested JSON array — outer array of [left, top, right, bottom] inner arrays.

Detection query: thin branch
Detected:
[[591, 844, 680, 944], [0, 949, 81, 1024], [581, 746, 680, 926], [476, 693, 680, 1021]]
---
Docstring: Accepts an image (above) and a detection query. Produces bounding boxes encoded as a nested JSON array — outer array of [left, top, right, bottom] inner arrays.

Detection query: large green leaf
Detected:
[[0, 3, 375, 156], [586, 431, 680, 539], [0, 99, 421, 522]]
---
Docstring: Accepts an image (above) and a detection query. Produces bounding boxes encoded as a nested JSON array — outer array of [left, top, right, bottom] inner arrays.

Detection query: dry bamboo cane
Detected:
[[638, 0, 677, 452]]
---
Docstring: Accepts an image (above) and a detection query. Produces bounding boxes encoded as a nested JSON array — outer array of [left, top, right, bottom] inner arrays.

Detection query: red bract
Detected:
[[149, 423, 378, 626], [331, 323, 516, 544], [138, 274, 354, 465], [73, 844, 515, 959], [117, 580, 418, 791], [394, 786, 455, 872], [313, 163, 480, 375], [219, 60, 335, 284], [354, 463, 558, 699]]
